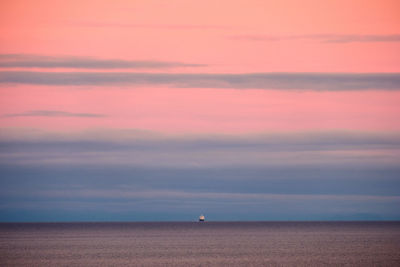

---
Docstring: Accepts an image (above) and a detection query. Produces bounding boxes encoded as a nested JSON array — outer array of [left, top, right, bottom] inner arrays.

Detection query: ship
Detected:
[[199, 214, 205, 222]]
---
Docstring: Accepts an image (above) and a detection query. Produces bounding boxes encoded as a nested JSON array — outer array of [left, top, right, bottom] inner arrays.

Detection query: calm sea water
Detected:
[[1, 222, 399, 266]]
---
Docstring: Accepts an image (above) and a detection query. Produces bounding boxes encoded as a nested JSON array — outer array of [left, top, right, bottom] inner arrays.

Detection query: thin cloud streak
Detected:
[[0, 54, 206, 69], [2, 128, 400, 149], [230, 34, 400, 43], [22, 189, 400, 203], [1, 71, 400, 90], [69, 21, 231, 30], [4, 110, 105, 118]]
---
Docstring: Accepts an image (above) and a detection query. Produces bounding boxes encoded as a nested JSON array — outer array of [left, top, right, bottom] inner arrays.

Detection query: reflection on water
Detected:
[[1, 222, 400, 266]]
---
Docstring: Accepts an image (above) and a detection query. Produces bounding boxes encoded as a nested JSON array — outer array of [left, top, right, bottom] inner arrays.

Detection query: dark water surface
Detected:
[[1, 222, 399, 266]]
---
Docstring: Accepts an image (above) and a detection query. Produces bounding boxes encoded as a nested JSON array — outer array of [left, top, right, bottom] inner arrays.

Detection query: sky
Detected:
[[0, 0, 400, 221]]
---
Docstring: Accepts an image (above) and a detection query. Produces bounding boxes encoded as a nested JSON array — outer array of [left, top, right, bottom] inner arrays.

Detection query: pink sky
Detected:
[[0, 0, 399, 134], [1, 86, 400, 133]]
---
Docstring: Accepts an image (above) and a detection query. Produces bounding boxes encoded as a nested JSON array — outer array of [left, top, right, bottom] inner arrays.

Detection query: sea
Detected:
[[1, 221, 399, 266]]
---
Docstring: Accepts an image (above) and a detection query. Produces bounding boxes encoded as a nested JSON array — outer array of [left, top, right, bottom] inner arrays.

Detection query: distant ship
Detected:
[[199, 214, 205, 222]]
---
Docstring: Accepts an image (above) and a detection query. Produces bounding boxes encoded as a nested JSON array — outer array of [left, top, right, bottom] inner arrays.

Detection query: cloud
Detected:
[[1, 171, 399, 221], [4, 110, 105, 118], [2, 152, 399, 221], [30, 188, 400, 203], [0, 54, 206, 69], [0, 129, 399, 168], [1, 71, 399, 90], [2, 164, 400, 201], [230, 34, 400, 43]]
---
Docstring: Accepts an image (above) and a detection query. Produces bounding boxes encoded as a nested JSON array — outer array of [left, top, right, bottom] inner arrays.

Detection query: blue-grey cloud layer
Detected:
[[1, 164, 399, 222], [0, 54, 205, 69], [1, 130, 399, 168], [1, 71, 400, 90], [4, 110, 105, 118], [230, 34, 400, 43], [1, 129, 399, 221]]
